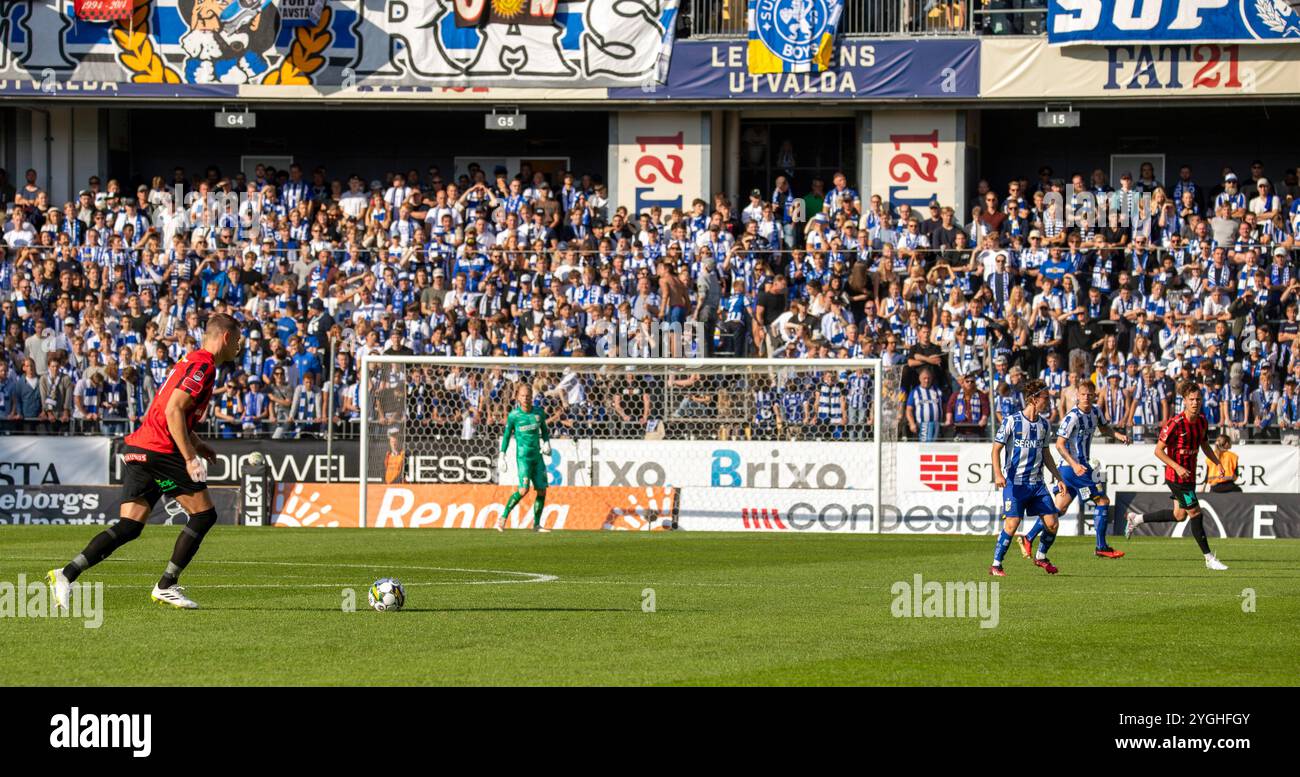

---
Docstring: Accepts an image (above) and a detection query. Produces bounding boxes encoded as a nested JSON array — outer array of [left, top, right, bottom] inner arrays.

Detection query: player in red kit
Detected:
[[47, 313, 244, 609], [1124, 381, 1229, 570]]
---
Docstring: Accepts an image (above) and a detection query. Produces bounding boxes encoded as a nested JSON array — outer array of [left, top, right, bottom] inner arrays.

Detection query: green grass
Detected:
[[1, 527, 1297, 685]]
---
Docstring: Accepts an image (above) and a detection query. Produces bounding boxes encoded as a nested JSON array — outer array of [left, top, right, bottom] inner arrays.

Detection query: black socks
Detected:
[[158, 508, 219, 589], [63, 518, 145, 582]]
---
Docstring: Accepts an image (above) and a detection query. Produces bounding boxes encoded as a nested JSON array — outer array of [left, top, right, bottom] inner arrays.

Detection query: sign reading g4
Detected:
[[1049, 0, 1300, 44]]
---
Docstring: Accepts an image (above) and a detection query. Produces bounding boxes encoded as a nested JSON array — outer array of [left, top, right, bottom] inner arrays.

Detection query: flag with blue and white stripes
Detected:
[[747, 0, 844, 74]]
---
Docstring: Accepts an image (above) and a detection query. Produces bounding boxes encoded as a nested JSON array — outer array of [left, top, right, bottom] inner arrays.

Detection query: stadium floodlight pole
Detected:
[[357, 355, 888, 532]]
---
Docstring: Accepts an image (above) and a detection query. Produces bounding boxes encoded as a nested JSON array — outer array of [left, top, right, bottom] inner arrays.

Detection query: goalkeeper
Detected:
[[497, 383, 552, 532]]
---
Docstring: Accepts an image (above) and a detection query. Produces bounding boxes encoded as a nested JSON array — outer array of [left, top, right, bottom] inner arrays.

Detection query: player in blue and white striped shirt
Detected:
[[990, 379, 1066, 576], [1038, 381, 1131, 560]]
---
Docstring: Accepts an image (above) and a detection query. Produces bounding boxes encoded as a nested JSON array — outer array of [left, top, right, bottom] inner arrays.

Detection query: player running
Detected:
[[47, 313, 243, 609], [1124, 382, 1229, 570], [1020, 380, 1131, 559], [497, 382, 552, 532], [990, 379, 1067, 577]]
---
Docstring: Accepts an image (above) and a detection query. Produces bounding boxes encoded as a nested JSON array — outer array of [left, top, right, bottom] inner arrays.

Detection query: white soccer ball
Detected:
[[247, 451, 265, 468], [368, 578, 406, 612]]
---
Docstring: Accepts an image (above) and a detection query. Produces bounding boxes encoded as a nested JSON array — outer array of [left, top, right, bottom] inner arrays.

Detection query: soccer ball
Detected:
[[368, 578, 406, 612], [247, 452, 265, 468]]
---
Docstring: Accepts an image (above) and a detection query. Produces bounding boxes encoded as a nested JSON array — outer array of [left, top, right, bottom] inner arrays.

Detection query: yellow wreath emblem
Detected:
[[262, 6, 334, 85], [112, 0, 181, 84]]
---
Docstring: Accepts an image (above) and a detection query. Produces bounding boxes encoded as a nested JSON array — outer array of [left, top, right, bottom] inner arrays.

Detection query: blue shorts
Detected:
[[1060, 467, 1104, 503], [1001, 482, 1058, 519]]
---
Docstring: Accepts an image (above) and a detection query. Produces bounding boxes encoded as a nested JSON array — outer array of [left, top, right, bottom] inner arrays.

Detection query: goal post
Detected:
[[358, 355, 901, 531]]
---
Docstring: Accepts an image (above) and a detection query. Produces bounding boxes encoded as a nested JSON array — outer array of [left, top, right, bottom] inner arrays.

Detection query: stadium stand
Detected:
[[0, 156, 1297, 443]]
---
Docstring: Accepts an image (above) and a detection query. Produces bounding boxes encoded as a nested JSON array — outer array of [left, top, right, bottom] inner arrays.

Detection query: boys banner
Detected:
[[746, 0, 844, 74], [611, 40, 980, 100], [1048, 0, 1300, 45], [0, 0, 679, 92]]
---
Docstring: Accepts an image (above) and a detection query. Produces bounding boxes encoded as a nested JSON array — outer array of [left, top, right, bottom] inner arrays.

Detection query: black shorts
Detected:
[[120, 444, 206, 509], [1166, 480, 1200, 511]]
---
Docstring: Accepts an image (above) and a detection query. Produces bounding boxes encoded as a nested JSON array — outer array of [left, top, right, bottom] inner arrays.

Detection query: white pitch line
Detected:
[[0, 557, 558, 585]]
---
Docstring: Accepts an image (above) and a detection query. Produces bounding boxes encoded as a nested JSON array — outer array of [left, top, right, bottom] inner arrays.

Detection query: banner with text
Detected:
[[614, 111, 707, 218], [896, 441, 1299, 494], [500, 439, 874, 491], [0, 437, 111, 486], [272, 482, 675, 529], [981, 37, 1300, 99], [1115, 491, 1300, 539], [611, 39, 979, 100], [0, 485, 238, 525], [1048, 0, 1300, 45], [676, 489, 1084, 535], [109, 438, 496, 486], [0, 0, 678, 94], [869, 111, 962, 212]]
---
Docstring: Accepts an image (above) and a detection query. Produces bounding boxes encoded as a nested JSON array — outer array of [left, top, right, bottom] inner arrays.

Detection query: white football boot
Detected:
[[46, 569, 72, 611], [151, 585, 200, 609], [1205, 555, 1229, 571]]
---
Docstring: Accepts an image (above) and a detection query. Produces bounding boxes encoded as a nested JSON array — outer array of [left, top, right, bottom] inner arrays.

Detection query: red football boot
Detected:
[[1034, 558, 1059, 575]]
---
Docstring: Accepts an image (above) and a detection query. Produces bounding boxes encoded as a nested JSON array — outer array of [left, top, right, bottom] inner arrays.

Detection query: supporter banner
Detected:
[[896, 441, 1299, 494], [0, 485, 238, 525], [746, 0, 844, 74], [610, 39, 979, 100], [1048, 0, 1300, 45], [614, 111, 707, 217], [108, 438, 496, 486], [271, 482, 676, 530], [869, 111, 961, 212], [74, 0, 133, 22], [1115, 492, 1300, 539], [0, 437, 111, 486], [981, 38, 1300, 99], [0, 0, 678, 92], [501, 439, 873, 490]]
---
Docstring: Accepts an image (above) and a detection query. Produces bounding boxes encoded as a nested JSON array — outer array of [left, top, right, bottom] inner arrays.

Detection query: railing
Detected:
[[685, 0, 976, 38], [970, 0, 1048, 36]]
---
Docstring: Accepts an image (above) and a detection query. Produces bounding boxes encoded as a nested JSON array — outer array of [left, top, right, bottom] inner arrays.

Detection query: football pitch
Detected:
[[2, 527, 1298, 686]]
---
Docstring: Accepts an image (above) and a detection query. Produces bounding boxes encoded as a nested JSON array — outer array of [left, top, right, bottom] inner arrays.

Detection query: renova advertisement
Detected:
[[272, 483, 675, 530]]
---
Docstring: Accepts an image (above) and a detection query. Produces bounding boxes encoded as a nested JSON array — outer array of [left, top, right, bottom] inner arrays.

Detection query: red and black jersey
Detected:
[[124, 349, 216, 455], [1158, 411, 1208, 485]]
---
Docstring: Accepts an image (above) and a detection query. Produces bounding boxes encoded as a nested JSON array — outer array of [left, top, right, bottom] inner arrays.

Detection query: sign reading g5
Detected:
[[1049, 0, 1300, 44]]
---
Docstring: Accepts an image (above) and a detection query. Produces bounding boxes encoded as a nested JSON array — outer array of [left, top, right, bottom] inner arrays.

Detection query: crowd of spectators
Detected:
[[0, 155, 1297, 444]]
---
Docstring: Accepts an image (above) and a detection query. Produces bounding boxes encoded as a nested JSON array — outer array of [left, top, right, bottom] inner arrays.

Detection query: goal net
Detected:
[[359, 356, 901, 532]]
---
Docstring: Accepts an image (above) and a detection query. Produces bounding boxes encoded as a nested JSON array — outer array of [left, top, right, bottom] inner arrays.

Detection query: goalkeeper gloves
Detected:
[[540, 441, 552, 456]]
